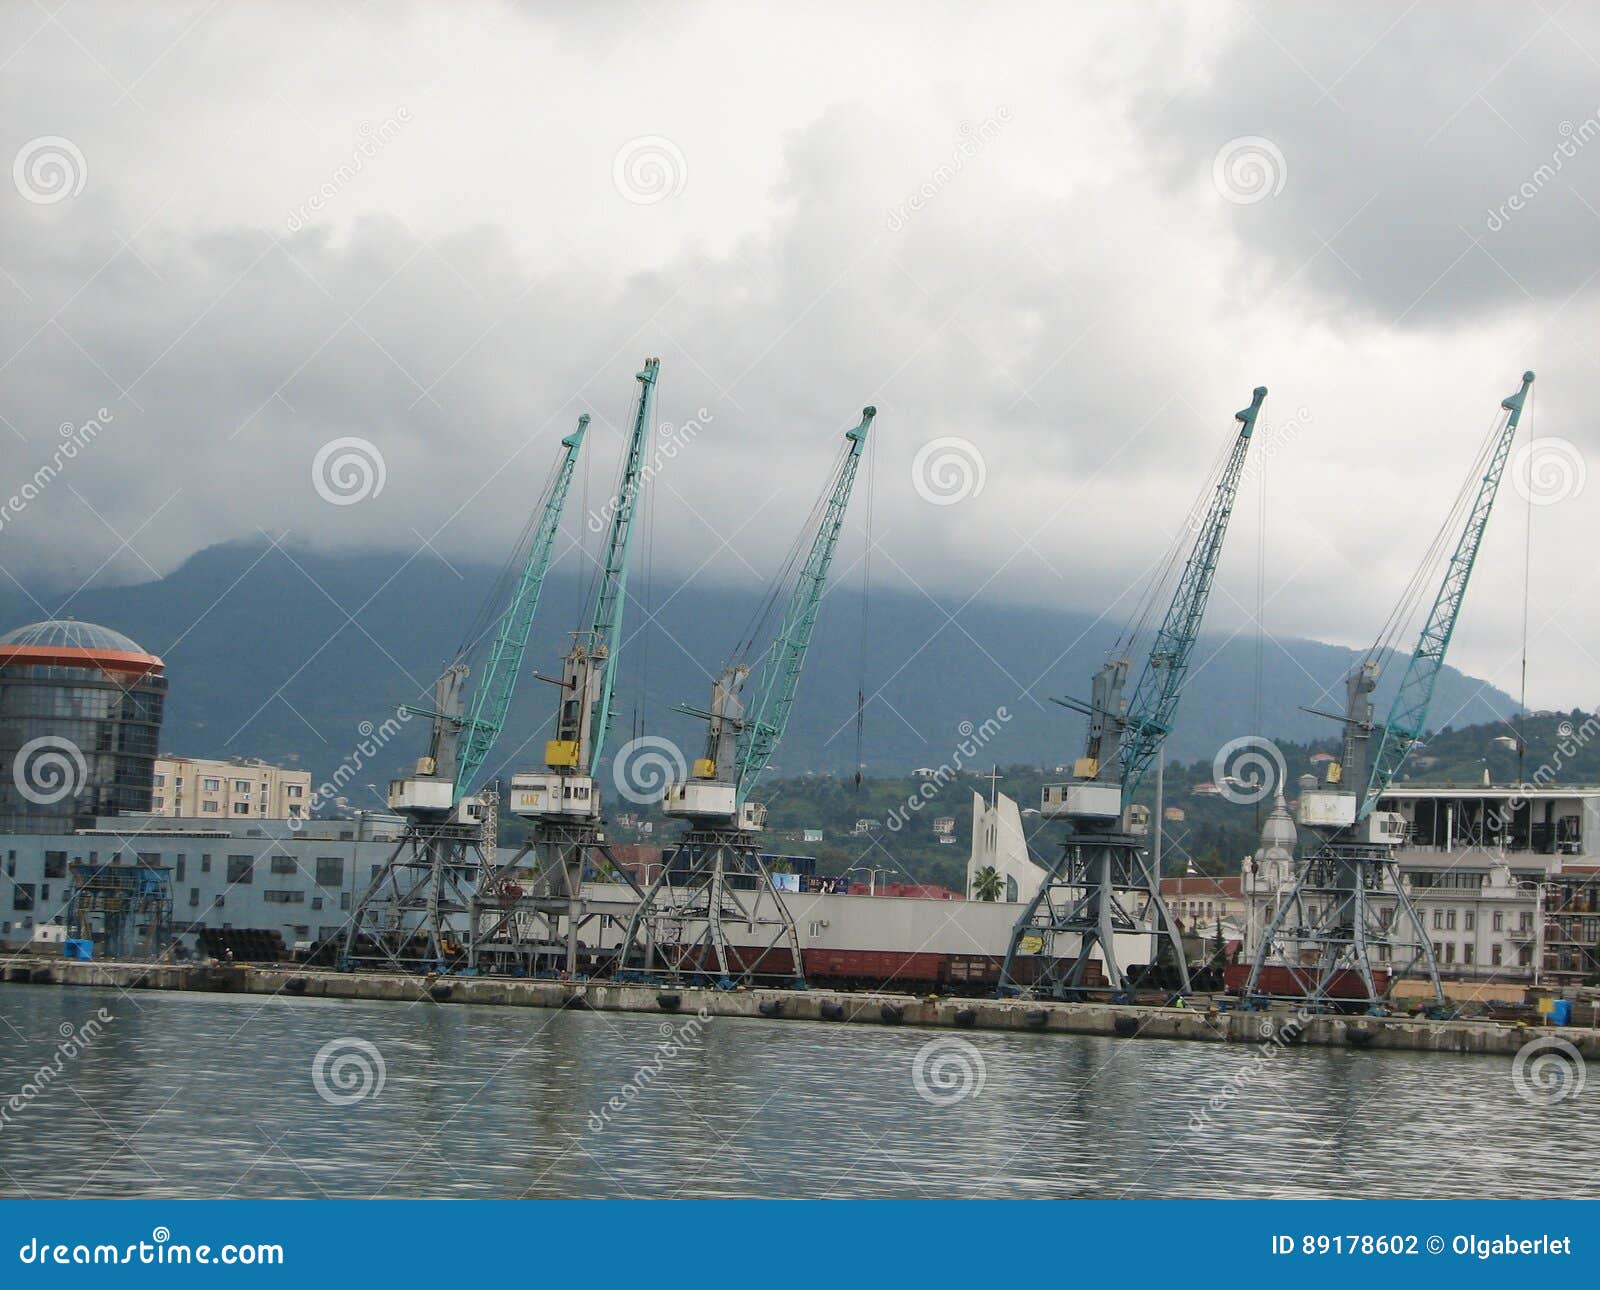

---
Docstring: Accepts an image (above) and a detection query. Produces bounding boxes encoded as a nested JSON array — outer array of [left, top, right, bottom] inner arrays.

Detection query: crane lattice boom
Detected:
[[584, 359, 659, 773], [453, 417, 588, 798], [735, 407, 875, 803], [1121, 386, 1265, 796], [1359, 370, 1534, 817]]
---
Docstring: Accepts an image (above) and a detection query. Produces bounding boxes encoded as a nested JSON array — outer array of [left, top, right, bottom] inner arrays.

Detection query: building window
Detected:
[[190, 888, 200, 907], [203, 801, 220, 814], [226, 856, 253, 884], [263, 890, 305, 905], [203, 778, 220, 791], [1492, 943, 1503, 966], [1493, 911, 1503, 932], [175, 855, 186, 882], [316, 858, 343, 887], [43, 851, 67, 878], [232, 802, 251, 816], [13, 884, 35, 912], [1519, 945, 1533, 967], [1464, 943, 1475, 964], [233, 780, 252, 793], [340, 892, 351, 911], [201, 854, 212, 873], [1432, 910, 1443, 930], [287, 785, 304, 798], [1445, 910, 1457, 930], [1464, 910, 1474, 931], [1519, 911, 1533, 932], [154, 773, 166, 787], [270, 856, 298, 875]]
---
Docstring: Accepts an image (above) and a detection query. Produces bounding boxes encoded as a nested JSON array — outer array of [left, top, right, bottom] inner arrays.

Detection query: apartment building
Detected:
[[153, 755, 311, 821]]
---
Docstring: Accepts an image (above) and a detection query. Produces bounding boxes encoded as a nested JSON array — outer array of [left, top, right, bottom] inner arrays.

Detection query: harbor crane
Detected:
[[342, 416, 588, 971], [616, 406, 876, 987], [470, 359, 660, 974], [1243, 372, 1535, 1013], [1000, 387, 1266, 1000]]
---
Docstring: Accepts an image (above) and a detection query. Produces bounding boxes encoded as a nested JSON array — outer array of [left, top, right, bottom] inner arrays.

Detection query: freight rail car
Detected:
[[1223, 963, 1392, 1004]]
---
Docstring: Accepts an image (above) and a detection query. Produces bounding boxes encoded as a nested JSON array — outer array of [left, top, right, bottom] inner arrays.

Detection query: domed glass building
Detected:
[[0, 619, 166, 833]]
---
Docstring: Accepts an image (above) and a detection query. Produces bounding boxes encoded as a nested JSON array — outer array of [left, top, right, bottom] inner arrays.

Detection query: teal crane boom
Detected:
[[734, 406, 875, 803], [583, 358, 659, 775], [452, 416, 588, 798], [1120, 386, 1266, 798], [1359, 370, 1534, 818]]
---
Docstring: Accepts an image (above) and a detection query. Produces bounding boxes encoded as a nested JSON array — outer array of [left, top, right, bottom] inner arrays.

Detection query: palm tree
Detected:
[[972, 865, 1004, 902]]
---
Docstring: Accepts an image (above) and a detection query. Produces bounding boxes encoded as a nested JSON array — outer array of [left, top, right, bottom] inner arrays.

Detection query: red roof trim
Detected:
[[0, 642, 164, 676]]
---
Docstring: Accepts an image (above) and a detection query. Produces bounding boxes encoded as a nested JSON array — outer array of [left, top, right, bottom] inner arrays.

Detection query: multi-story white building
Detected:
[[1242, 784, 1600, 984], [0, 812, 497, 955], [152, 755, 311, 822]]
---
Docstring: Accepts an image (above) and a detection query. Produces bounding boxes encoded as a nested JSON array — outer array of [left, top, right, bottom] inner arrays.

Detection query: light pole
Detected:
[[846, 865, 895, 895]]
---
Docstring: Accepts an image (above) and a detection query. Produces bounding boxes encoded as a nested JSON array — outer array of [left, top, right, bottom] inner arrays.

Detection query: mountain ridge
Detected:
[[0, 540, 1519, 795]]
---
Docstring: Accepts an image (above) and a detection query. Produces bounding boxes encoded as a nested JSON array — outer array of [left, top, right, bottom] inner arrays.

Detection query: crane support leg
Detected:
[[615, 829, 805, 988]]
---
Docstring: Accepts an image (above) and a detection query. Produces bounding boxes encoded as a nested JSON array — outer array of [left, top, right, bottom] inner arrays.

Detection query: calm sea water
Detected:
[[0, 983, 1590, 1199]]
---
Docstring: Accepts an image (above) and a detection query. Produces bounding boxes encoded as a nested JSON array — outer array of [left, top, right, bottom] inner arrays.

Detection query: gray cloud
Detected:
[[1, 1, 1598, 710]]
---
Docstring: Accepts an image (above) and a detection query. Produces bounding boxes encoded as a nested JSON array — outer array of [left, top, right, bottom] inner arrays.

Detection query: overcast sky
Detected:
[[3, 1, 1599, 710]]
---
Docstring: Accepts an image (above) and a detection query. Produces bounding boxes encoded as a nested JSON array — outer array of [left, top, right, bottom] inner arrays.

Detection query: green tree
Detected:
[[972, 865, 1003, 902]]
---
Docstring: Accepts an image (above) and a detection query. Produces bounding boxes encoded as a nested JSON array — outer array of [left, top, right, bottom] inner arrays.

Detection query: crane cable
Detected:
[[452, 439, 574, 675], [1114, 417, 1237, 660], [1363, 401, 1510, 673], [731, 438, 846, 665]]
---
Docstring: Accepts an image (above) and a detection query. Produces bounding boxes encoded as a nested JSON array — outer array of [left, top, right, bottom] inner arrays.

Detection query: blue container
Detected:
[[61, 939, 93, 962], [1550, 998, 1572, 1027]]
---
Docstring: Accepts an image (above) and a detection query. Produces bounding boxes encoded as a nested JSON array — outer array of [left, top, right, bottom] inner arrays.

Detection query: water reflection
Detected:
[[0, 985, 1589, 1198]]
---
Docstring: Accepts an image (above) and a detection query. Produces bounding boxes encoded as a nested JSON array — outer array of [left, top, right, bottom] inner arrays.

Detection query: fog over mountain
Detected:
[[2, 3, 1593, 738]]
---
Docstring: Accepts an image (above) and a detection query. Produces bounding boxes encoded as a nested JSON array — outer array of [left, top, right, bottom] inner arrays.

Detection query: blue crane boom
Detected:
[[1359, 370, 1534, 817], [734, 406, 875, 803], [583, 358, 659, 774], [1120, 386, 1265, 798], [452, 416, 588, 798]]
